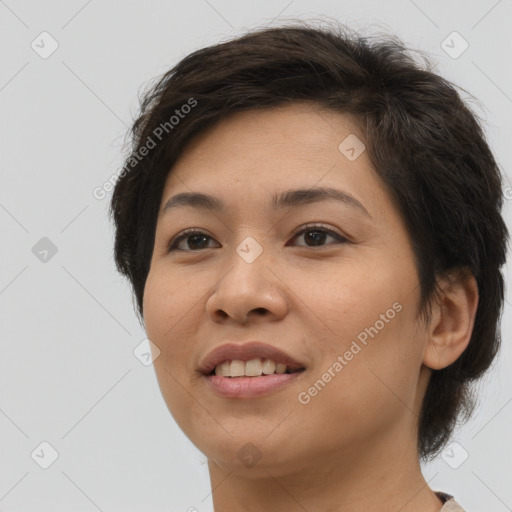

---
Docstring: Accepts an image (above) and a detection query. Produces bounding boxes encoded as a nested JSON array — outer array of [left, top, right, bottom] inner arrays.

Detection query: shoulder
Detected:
[[435, 491, 466, 511], [441, 499, 466, 511]]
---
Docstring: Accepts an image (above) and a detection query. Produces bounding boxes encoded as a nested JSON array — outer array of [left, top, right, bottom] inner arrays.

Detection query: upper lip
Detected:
[[198, 341, 306, 375]]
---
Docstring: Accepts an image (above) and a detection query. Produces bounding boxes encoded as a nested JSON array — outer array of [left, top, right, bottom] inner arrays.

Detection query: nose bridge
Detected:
[[205, 233, 287, 323], [235, 233, 266, 265], [221, 233, 272, 299]]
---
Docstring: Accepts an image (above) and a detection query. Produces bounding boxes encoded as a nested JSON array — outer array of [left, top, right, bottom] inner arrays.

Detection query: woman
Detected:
[[109, 22, 508, 511]]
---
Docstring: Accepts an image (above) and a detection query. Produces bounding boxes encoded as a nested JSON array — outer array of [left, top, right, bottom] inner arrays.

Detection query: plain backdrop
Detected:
[[1, 1, 511, 511]]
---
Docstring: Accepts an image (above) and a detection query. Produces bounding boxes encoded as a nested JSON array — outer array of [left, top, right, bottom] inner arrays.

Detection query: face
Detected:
[[143, 102, 431, 478]]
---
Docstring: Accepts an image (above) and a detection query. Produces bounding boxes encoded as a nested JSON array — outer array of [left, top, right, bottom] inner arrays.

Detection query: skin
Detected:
[[143, 102, 479, 512]]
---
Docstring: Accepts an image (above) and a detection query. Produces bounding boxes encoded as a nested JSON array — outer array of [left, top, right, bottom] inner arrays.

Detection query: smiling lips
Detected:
[[215, 358, 300, 377], [199, 340, 305, 375], [199, 341, 306, 398]]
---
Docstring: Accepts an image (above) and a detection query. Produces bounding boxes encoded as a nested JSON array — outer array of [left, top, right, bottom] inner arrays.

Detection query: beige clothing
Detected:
[[436, 491, 465, 511]]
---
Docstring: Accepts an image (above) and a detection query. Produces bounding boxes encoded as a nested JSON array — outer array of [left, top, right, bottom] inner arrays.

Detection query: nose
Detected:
[[205, 248, 289, 325]]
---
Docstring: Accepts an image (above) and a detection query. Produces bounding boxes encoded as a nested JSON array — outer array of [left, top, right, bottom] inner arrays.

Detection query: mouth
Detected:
[[207, 358, 306, 378], [199, 341, 307, 398]]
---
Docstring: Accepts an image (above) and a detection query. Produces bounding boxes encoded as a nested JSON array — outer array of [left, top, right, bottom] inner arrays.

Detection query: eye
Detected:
[[168, 223, 348, 252], [287, 223, 348, 247], [168, 229, 219, 252]]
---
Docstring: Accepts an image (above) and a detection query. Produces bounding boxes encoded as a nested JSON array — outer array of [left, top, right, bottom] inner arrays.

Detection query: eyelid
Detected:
[[289, 222, 349, 243], [168, 223, 349, 252], [168, 227, 218, 251]]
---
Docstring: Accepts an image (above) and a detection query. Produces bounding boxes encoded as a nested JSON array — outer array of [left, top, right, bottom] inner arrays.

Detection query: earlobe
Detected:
[[422, 269, 479, 370]]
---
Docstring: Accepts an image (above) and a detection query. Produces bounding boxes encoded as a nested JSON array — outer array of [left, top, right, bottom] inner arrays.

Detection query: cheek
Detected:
[[330, 304, 423, 424], [142, 268, 207, 430], [296, 327, 421, 452], [289, 261, 399, 349], [143, 265, 202, 341], [142, 267, 201, 389], [294, 263, 422, 413]]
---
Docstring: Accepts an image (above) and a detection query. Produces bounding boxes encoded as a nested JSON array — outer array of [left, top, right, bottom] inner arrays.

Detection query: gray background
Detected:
[[1, 1, 511, 511]]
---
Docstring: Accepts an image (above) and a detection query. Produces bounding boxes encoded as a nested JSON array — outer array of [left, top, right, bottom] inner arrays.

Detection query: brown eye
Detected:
[[288, 224, 348, 247], [168, 224, 348, 252], [168, 230, 218, 252]]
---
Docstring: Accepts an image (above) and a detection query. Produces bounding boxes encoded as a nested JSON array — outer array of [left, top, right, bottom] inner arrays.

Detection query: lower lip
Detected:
[[203, 372, 304, 398]]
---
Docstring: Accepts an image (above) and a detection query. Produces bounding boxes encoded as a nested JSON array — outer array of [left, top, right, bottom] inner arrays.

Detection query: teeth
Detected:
[[276, 363, 287, 374], [230, 360, 245, 377], [215, 361, 230, 376], [245, 359, 262, 376], [262, 359, 276, 374], [214, 358, 298, 377]]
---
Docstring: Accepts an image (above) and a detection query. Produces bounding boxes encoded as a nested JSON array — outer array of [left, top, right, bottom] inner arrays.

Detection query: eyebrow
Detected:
[[160, 186, 371, 219]]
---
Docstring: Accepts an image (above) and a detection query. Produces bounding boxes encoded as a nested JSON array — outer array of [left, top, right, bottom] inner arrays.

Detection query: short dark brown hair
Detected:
[[109, 22, 509, 461]]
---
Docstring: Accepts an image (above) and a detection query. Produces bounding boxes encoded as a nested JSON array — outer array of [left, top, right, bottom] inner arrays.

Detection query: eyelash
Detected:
[[167, 223, 349, 252]]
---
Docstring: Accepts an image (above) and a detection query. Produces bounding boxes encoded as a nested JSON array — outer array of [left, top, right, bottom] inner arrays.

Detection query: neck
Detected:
[[207, 419, 443, 512]]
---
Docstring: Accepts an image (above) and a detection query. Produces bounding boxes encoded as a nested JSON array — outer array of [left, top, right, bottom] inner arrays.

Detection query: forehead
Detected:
[[159, 103, 389, 220], [171, 102, 362, 169]]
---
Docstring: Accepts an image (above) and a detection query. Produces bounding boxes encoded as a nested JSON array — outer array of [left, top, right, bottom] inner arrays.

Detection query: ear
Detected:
[[423, 269, 479, 370]]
